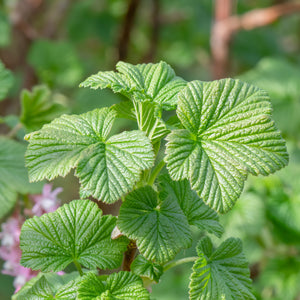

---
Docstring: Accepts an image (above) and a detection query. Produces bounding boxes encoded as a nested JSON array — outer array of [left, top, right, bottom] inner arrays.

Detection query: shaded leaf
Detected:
[[158, 174, 224, 237], [77, 271, 150, 300], [117, 186, 192, 263], [189, 236, 255, 300], [0, 60, 13, 101]]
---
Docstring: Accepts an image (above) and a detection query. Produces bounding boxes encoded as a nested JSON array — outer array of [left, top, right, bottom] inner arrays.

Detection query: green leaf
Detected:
[[165, 79, 288, 213], [28, 39, 83, 88], [20, 85, 68, 131], [189, 237, 255, 300], [131, 255, 163, 283], [14, 273, 80, 300], [77, 271, 150, 300], [20, 199, 128, 272], [117, 186, 192, 264], [158, 174, 224, 237], [25, 108, 155, 203], [80, 61, 186, 110], [0, 138, 40, 218], [0, 11, 11, 47], [0, 60, 13, 101]]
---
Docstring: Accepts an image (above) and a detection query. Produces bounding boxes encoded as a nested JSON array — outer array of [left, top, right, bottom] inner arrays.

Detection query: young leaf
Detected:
[[131, 255, 163, 283], [165, 79, 289, 213], [80, 61, 186, 110], [13, 273, 80, 300], [117, 186, 192, 264], [20, 200, 128, 272], [0, 138, 40, 218], [158, 174, 224, 237], [77, 271, 150, 300], [25, 108, 155, 203], [189, 236, 255, 300], [0, 60, 13, 101], [20, 85, 68, 131]]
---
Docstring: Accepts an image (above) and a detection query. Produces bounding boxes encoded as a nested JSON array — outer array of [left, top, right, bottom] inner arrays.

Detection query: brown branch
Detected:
[[211, 2, 300, 79], [143, 0, 160, 62], [121, 240, 137, 271], [117, 0, 140, 61]]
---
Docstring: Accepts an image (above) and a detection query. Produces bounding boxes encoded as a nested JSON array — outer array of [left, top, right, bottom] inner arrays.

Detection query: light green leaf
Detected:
[[20, 85, 68, 131], [117, 186, 192, 264], [25, 108, 154, 203], [189, 237, 255, 300], [0, 11, 11, 47], [0, 138, 40, 218], [14, 273, 80, 300], [80, 61, 186, 110], [165, 79, 288, 213], [77, 271, 150, 300], [158, 174, 224, 237], [0, 60, 13, 101], [131, 255, 163, 283], [20, 200, 128, 272]]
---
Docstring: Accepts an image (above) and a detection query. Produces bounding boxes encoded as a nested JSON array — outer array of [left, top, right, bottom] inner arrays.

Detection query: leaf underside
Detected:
[[165, 79, 288, 213], [20, 200, 128, 272]]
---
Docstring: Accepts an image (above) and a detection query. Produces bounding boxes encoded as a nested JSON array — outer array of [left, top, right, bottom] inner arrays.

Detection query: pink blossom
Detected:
[[0, 184, 63, 292], [29, 184, 63, 216]]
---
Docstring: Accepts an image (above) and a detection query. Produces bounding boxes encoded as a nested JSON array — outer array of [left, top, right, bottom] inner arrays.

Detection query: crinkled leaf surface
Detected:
[[0, 60, 13, 101], [77, 271, 150, 300], [13, 272, 80, 300], [25, 108, 154, 203], [80, 61, 186, 110], [20, 200, 128, 272], [165, 79, 288, 213], [131, 255, 163, 283], [0, 138, 40, 218], [117, 186, 192, 263], [189, 237, 255, 300], [20, 85, 68, 131], [158, 174, 224, 237]]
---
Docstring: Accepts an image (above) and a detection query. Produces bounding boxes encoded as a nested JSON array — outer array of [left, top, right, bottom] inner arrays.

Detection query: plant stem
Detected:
[[7, 122, 23, 138], [74, 260, 84, 276], [122, 240, 137, 271], [148, 159, 165, 186], [163, 256, 198, 272]]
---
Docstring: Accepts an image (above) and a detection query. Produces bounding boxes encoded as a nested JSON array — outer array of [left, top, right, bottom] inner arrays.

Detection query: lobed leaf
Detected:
[[158, 174, 224, 237], [131, 255, 163, 283], [189, 236, 255, 300], [20, 200, 128, 272], [80, 61, 186, 110], [165, 79, 288, 213], [77, 271, 150, 300], [117, 186, 192, 264], [25, 108, 155, 203], [20, 85, 68, 131]]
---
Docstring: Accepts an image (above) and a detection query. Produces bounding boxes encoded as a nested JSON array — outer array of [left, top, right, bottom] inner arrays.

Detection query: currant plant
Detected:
[[16, 61, 288, 299]]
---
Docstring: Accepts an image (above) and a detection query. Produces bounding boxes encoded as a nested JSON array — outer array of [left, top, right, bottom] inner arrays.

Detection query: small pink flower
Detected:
[[30, 184, 62, 216]]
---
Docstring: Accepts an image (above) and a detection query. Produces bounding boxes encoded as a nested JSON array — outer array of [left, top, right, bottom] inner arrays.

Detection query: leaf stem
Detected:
[[7, 122, 23, 138], [148, 159, 165, 186], [74, 260, 84, 276], [163, 256, 198, 272]]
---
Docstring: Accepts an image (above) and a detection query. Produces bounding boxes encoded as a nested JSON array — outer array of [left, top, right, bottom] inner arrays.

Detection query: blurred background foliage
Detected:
[[0, 0, 300, 299]]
